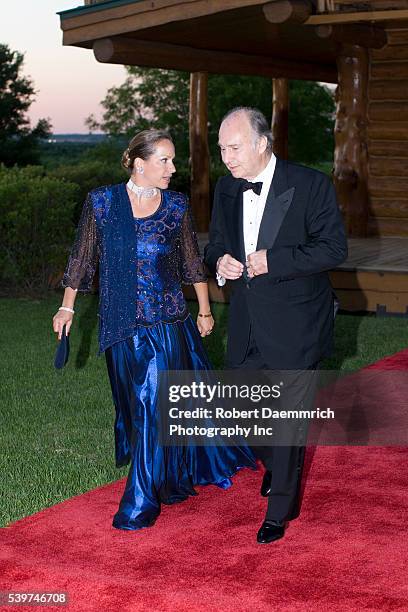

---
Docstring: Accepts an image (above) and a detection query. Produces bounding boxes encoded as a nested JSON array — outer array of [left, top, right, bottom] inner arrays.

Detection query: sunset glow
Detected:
[[1, 1, 126, 133]]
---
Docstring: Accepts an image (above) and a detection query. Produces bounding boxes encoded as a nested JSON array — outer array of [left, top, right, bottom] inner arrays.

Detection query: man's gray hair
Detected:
[[221, 107, 273, 153]]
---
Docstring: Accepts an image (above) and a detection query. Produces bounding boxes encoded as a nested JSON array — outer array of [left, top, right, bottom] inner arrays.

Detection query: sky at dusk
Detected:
[[1, 1, 126, 133]]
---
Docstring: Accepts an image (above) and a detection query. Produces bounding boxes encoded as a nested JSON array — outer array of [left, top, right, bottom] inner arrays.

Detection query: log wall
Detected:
[[333, 0, 408, 10], [368, 26, 408, 236]]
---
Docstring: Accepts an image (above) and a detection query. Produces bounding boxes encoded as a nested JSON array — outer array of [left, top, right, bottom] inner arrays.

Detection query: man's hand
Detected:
[[247, 249, 268, 278], [217, 254, 244, 280]]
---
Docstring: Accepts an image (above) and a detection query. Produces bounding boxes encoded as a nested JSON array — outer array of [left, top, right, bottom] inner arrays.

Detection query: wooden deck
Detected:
[[337, 237, 408, 273], [330, 237, 408, 315], [193, 235, 408, 316]]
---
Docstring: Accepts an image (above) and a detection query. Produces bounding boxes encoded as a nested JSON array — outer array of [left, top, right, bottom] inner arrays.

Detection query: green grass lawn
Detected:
[[1, 294, 407, 527]]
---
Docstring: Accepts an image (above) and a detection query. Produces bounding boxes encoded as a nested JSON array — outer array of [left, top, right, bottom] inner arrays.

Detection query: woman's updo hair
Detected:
[[121, 129, 174, 173]]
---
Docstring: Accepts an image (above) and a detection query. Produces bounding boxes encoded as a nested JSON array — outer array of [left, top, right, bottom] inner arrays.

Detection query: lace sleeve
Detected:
[[179, 203, 207, 284], [61, 193, 98, 292]]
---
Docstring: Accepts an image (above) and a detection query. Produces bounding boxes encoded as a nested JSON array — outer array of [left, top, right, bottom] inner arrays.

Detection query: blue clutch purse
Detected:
[[54, 324, 70, 369]]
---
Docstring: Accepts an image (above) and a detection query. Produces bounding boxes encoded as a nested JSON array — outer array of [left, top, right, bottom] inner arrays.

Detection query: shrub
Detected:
[[0, 165, 46, 179], [0, 166, 79, 291], [49, 160, 127, 222], [168, 164, 190, 196]]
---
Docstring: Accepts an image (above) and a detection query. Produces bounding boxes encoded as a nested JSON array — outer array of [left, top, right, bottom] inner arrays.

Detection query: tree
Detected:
[[288, 79, 334, 164], [88, 66, 335, 165], [86, 67, 190, 158], [0, 44, 51, 166]]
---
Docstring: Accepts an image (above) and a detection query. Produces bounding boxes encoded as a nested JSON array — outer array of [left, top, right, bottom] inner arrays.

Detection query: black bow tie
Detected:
[[240, 180, 263, 196]]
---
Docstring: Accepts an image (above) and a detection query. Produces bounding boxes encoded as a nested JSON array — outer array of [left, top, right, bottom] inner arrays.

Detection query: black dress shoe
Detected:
[[260, 470, 272, 497], [257, 520, 286, 544]]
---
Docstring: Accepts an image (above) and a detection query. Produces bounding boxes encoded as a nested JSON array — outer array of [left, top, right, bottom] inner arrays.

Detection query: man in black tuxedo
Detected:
[[204, 107, 348, 543]]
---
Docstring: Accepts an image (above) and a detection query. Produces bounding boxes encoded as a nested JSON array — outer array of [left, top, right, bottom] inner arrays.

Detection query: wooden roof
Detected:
[[58, 0, 408, 82]]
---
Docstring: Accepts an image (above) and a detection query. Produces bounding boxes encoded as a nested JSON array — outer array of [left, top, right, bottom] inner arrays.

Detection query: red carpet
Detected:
[[2, 351, 408, 611]]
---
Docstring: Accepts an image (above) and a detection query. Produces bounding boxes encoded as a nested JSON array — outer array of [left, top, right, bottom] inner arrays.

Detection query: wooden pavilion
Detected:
[[59, 0, 408, 314]]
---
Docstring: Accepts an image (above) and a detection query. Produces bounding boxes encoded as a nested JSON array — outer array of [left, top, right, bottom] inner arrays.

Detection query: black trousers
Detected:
[[228, 329, 319, 522]]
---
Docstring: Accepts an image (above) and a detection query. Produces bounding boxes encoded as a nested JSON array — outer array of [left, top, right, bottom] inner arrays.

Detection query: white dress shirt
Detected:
[[243, 153, 276, 259], [216, 153, 276, 286]]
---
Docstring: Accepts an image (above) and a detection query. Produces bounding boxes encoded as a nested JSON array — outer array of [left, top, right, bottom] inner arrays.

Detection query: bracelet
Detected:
[[59, 306, 75, 314], [198, 313, 212, 318]]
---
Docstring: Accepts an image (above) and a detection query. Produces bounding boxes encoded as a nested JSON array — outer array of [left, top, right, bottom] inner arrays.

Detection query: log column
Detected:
[[189, 72, 210, 232], [334, 44, 369, 237], [272, 78, 289, 159]]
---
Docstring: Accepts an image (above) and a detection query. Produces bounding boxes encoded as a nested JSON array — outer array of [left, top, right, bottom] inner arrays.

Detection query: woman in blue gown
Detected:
[[53, 129, 256, 531]]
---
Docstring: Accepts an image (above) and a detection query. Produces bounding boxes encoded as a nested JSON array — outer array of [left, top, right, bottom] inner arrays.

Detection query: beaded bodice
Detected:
[[133, 191, 204, 325], [62, 184, 206, 352]]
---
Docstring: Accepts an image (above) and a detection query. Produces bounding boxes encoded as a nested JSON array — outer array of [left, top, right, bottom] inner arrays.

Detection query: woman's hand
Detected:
[[197, 314, 214, 338], [53, 309, 74, 340]]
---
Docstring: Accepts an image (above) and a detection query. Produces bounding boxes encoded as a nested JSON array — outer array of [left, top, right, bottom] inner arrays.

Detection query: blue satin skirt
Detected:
[[105, 315, 256, 530]]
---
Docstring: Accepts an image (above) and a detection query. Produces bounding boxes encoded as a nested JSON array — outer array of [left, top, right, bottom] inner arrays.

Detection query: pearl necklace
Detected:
[[127, 178, 158, 199]]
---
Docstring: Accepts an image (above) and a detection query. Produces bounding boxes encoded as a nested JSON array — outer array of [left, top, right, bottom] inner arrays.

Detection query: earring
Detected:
[[136, 166, 144, 174]]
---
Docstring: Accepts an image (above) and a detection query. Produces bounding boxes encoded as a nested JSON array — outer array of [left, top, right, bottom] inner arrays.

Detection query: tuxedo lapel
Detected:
[[237, 189, 246, 265], [220, 181, 246, 265], [256, 158, 295, 251]]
